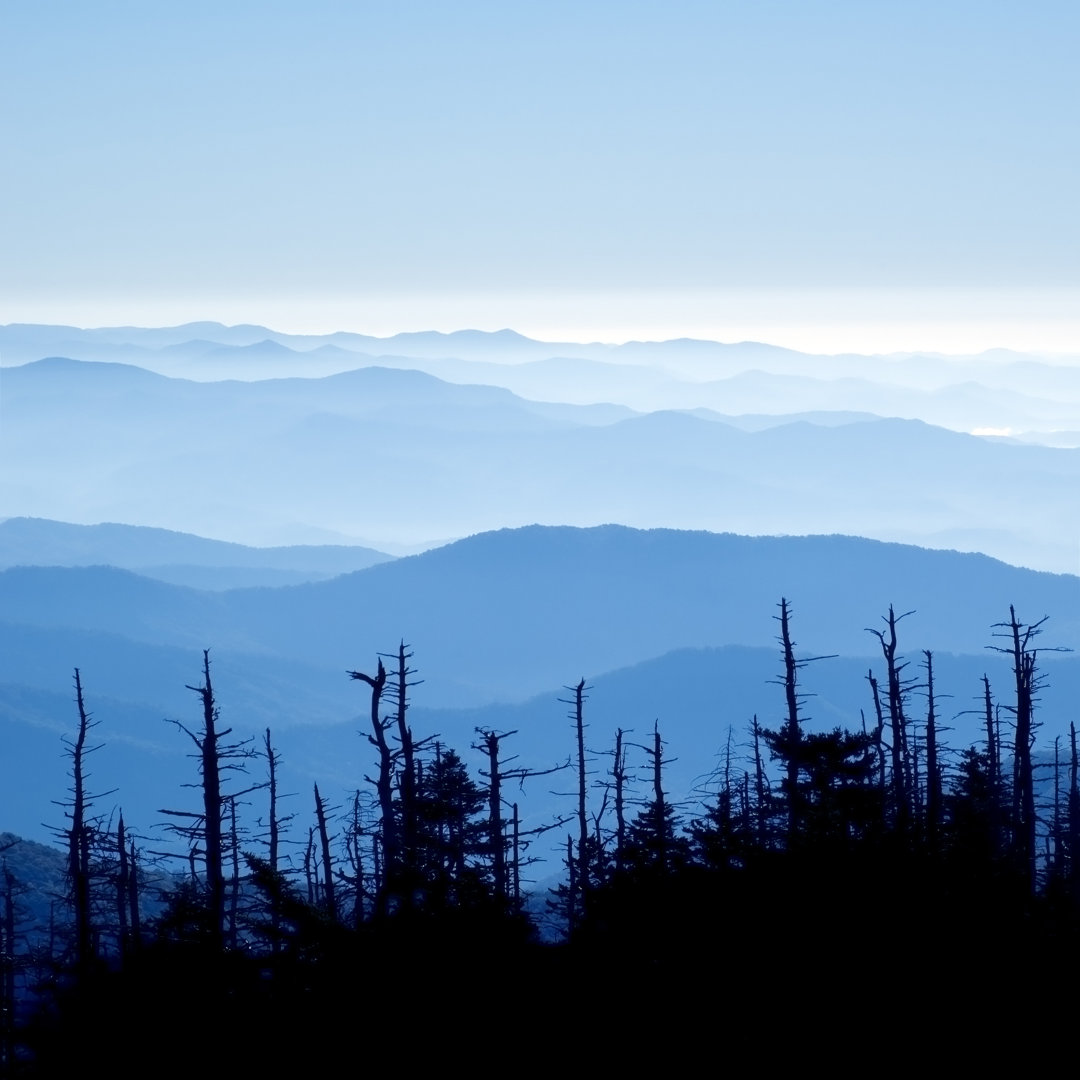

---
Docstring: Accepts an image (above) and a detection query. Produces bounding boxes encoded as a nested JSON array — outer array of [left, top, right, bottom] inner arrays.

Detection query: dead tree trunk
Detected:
[[983, 675, 1000, 845], [346, 792, 367, 928], [68, 669, 97, 977], [564, 834, 576, 931], [923, 651, 942, 854], [126, 834, 140, 950], [314, 783, 337, 920], [613, 728, 628, 873], [478, 730, 508, 901], [992, 607, 1047, 893], [869, 607, 913, 836], [769, 598, 833, 846], [751, 715, 768, 849], [304, 828, 315, 906], [264, 729, 281, 881], [116, 813, 130, 957], [475, 727, 567, 906], [512, 803, 521, 912], [1051, 736, 1063, 883], [263, 728, 283, 949], [349, 660, 395, 916], [652, 724, 666, 871], [560, 678, 591, 921], [1013, 620, 1037, 891], [187, 651, 225, 946], [867, 671, 887, 797], [1070, 723, 1080, 903], [161, 651, 255, 948], [381, 642, 422, 905], [227, 797, 241, 949], [779, 600, 801, 841]]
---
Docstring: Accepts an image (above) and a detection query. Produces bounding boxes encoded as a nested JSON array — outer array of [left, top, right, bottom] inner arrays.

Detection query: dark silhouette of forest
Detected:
[[3, 600, 1078, 1071]]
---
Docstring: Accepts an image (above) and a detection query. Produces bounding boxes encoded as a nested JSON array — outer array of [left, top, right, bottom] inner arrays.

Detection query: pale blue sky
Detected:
[[4, 2, 1079, 349]]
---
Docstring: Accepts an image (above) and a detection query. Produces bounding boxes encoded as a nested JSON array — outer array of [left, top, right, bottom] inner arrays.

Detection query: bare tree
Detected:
[[765, 599, 834, 844], [313, 783, 337, 921], [982, 674, 1002, 846], [751, 715, 769, 849], [867, 606, 915, 835], [255, 728, 293, 949], [381, 642, 425, 900], [159, 650, 254, 947], [922, 651, 943, 852], [612, 727, 630, 872], [114, 813, 141, 958], [989, 608, 1055, 892], [474, 728, 568, 907], [348, 659, 396, 915], [557, 678, 592, 924], [57, 669, 109, 978], [1069, 723, 1080, 902]]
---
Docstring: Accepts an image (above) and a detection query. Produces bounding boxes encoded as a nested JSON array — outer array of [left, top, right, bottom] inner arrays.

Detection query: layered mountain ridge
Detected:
[[1, 520, 1076, 849], [3, 343, 1076, 570]]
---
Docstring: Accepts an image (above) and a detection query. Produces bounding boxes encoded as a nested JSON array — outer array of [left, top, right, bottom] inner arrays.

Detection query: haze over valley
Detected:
[[4, 322, 1077, 573], [7, 5, 1080, 1061], [1, 323, 1077, 858]]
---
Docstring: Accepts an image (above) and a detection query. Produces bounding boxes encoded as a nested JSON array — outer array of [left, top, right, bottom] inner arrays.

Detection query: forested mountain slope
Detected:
[[2, 526, 1075, 706]]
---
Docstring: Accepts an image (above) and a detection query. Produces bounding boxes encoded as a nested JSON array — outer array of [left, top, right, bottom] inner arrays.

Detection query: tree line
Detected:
[[3, 599, 1078, 1070]]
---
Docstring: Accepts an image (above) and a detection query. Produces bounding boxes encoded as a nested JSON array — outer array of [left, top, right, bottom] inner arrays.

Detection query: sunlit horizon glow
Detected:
[[6, 286, 1080, 359], [7, 6, 1080, 362]]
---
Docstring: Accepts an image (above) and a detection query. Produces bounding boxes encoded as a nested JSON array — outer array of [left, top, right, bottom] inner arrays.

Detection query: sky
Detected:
[[4, 1, 1080, 353]]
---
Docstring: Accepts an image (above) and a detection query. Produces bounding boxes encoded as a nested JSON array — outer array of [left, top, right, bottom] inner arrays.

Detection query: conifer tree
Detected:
[[624, 722, 687, 876], [414, 746, 487, 910]]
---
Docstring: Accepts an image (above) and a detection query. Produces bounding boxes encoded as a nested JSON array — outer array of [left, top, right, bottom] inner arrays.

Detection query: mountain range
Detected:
[[0, 516, 393, 589], [1, 521, 1076, 854], [2, 321, 1076, 873], [3, 354, 1077, 569], [3, 322, 1078, 436]]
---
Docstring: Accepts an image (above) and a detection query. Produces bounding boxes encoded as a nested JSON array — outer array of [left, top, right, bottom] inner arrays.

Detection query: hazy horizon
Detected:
[[6, 297, 1080, 359], [6, 4, 1080, 355], [5, 4, 1077, 566]]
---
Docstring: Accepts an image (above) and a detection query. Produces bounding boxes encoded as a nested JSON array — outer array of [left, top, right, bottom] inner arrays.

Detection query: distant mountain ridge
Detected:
[[3, 524, 1075, 706], [3, 325, 1075, 901], [0, 517, 394, 589], [3, 358, 1075, 570], [0, 517, 392, 570], [2, 322, 1077, 438]]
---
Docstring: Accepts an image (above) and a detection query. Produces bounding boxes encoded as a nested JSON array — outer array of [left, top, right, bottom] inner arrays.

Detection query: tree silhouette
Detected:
[[312, 783, 337, 920], [413, 746, 488, 911], [867, 606, 915, 835], [159, 650, 255, 946], [989, 607, 1062, 892], [63, 670, 100, 978], [762, 598, 835, 847], [348, 658, 396, 915], [922, 651, 943, 852], [622, 722, 688, 878]]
